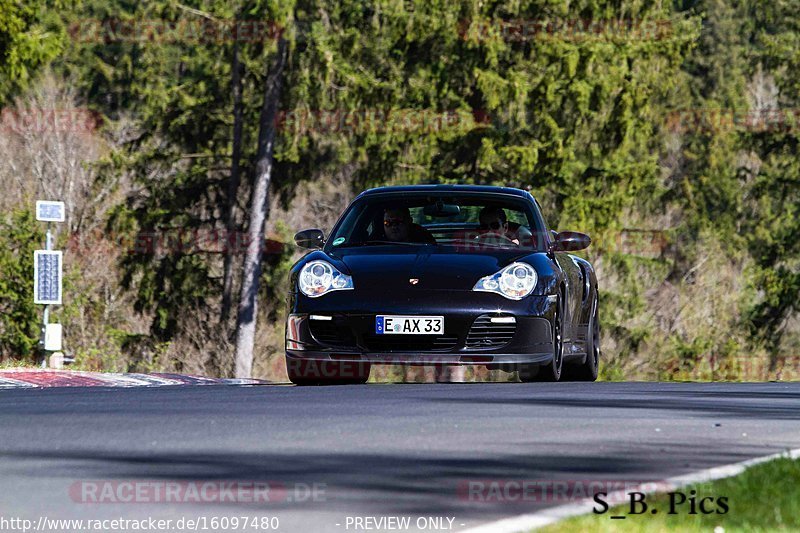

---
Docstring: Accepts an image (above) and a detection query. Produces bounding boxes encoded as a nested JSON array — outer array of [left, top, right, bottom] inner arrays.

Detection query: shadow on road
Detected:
[[0, 446, 771, 517]]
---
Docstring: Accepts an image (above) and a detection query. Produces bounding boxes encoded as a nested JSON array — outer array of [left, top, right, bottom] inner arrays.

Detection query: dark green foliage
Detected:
[[0, 210, 45, 360], [674, 0, 800, 357], [0, 0, 67, 104]]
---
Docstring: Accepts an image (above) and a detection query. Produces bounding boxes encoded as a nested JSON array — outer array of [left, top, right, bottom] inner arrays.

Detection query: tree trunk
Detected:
[[221, 26, 245, 323], [234, 38, 288, 378]]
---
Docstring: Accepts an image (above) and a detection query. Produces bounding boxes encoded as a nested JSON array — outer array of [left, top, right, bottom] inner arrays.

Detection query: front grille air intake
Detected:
[[309, 318, 357, 347], [465, 315, 516, 349]]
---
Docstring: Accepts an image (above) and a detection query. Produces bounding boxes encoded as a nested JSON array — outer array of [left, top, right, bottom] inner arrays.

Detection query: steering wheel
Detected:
[[475, 232, 517, 246]]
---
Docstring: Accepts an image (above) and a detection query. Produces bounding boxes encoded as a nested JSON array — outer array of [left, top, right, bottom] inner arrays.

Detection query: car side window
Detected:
[[506, 210, 530, 229]]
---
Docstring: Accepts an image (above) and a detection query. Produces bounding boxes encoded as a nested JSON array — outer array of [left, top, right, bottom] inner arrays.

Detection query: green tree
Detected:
[[0, 0, 66, 104], [0, 209, 45, 360]]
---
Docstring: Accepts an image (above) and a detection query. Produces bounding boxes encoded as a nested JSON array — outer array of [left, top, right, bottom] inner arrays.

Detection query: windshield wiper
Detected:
[[463, 241, 520, 249], [363, 240, 431, 246], [336, 240, 432, 247]]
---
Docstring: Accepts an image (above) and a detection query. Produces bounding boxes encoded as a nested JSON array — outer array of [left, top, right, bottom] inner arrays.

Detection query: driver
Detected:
[[478, 207, 520, 245], [383, 207, 436, 244]]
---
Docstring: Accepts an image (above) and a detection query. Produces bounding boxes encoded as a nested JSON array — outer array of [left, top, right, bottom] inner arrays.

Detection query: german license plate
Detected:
[[375, 315, 444, 335]]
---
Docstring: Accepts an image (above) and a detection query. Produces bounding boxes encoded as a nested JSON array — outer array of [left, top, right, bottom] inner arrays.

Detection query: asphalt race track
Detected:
[[1, 382, 799, 532]]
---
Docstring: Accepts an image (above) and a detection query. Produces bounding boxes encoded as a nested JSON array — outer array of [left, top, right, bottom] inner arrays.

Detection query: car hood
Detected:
[[331, 248, 528, 291]]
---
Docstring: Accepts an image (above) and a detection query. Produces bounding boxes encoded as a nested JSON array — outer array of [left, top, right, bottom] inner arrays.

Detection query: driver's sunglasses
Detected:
[[384, 218, 406, 228], [488, 220, 507, 230]]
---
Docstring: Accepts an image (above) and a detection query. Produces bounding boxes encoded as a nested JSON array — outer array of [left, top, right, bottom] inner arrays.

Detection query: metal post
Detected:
[[34, 201, 65, 368], [40, 223, 52, 368], [40, 306, 49, 368]]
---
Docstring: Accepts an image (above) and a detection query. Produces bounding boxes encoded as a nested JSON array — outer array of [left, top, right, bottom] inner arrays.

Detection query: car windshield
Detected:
[[326, 193, 549, 253]]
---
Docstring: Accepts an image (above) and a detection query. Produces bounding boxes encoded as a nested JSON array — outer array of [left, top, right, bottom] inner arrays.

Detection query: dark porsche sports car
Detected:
[[285, 185, 599, 385]]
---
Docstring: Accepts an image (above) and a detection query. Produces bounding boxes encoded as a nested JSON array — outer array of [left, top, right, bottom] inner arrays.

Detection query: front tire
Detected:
[[286, 358, 371, 386], [519, 294, 564, 383], [563, 292, 599, 382]]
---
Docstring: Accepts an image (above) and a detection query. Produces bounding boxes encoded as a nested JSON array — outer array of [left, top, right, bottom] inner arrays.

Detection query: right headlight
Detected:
[[473, 262, 537, 300], [298, 260, 353, 297]]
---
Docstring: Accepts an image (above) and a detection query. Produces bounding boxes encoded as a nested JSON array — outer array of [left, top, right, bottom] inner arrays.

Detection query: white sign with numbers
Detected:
[[35, 201, 66, 222], [33, 250, 63, 305]]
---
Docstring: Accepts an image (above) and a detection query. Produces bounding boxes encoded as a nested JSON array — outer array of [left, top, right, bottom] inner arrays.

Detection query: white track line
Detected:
[[0, 371, 182, 388], [462, 447, 800, 533], [91, 373, 184, 387], [0, 370, 272, 388], [0, 377, 37, 389]]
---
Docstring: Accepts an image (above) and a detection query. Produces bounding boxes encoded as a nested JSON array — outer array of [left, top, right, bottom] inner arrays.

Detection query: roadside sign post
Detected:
[[34, 201, 65, 368]]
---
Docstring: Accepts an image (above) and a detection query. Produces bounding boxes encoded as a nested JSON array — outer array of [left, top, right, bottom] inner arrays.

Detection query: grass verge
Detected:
[[0, 360, 38, 369]]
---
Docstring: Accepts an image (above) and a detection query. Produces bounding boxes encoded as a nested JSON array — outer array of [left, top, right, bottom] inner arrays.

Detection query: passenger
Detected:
[[383, 207, 436, 244], [478, 207, 520, 245]]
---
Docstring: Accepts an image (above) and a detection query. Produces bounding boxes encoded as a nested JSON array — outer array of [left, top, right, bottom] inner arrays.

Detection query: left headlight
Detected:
[[473, 262, 537, 300], [299, 260, 354, 298]]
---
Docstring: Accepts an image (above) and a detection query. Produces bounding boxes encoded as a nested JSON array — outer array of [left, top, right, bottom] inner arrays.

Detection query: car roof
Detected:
[[356, 184, 531, 199]]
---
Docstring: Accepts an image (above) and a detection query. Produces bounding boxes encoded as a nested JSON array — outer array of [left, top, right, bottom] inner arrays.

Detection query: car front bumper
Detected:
[[285, 291, 556, 367]]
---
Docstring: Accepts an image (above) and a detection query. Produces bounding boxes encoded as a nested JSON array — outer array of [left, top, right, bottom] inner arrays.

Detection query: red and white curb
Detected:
[[0, 369, 268, 389], [462, 447, 800, 532]]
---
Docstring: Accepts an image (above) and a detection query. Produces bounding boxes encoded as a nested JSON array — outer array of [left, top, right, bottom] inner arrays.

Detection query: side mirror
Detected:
[[294, 228, 325, 249], [552, 231, 591, 252]]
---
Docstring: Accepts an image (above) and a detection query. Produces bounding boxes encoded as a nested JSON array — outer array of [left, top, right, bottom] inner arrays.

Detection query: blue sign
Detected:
[[34, 251, 62, 305]]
